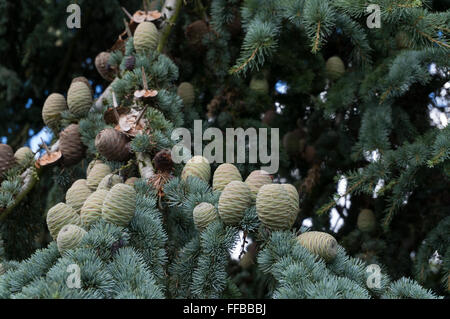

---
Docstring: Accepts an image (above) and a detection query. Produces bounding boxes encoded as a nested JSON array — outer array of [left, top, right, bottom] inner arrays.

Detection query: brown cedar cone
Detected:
[[262, 109, 275, 126], [71, 77, 94, 96], [154, 149, 173, 173], [0, 144, 15, 180], [95, 128, 131, 162], [185, 20, 209, 49], [59, 124, 86, 167], [95, 52, 115, 82]]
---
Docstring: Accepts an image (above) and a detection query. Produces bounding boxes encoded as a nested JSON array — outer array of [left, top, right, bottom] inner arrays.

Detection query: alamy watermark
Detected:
[[66, 4, 81, 29], [66, 264, 81, 289], [366, 4, 381, 29], [366, 264, 381, 289], [171, 120, 280, 174]]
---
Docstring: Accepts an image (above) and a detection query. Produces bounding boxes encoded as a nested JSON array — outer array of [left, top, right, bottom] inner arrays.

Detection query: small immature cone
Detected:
[[133, 21, 159, 53], [97, 174, 122, 191], [325, 56, 345, 81], [193, 202, 218, 230], [14, 146, 33, 166], [177, 82, 195, 108], [249, 76, 269, 94], [244, 170, 272, 201], [66, 179, 92, 213], [0, 144, 16, 178], [154, 149, 173, 173], [46, 202, 82, 240], [218, 181, 252, 225], [256, 184, 299, 230], [67, 81, 92, 117], [59, 124, 86, 166], [102, 183, 136, 227], [80, 189, 109, 228], [296, 231, 338, 262], [95, 52, 115, 82], [42, 93, 68, 132], [181, 155, 211, 182], [86, 163, 112, 191], [57, 224, 87, 255], [95, 128, 132, 162], [213, 163, 242, 191], [283, 129, 304, 156], [357, 209, 376, 233]]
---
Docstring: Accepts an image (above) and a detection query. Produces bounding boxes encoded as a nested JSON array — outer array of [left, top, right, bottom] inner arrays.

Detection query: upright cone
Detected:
[[57, 224, 87, 255], [14, 146, 33, 166], [193, 202, 218, 230], [256, 183, 299, 230], [59, 124, 86, 166], [46, 203, 81, 240], [95, 128, 131, 162], [42, 93, 68, 132], [218, 181, 252, 225], [325, 56, 345, 81], [297, 231, 338, 262], [102, 183, 136, 227], [95, 52, 115, 82], [213, 163, 242, 191], [245, 170, 272, 201], [177, 82, 195, 108], [67, 81, 92, 117], [86, 163, 112, 191], [133, 21, 159, 53], [80, 189, 109, 228], [181, 156, 211, 182], [66, 179, 92, 213]]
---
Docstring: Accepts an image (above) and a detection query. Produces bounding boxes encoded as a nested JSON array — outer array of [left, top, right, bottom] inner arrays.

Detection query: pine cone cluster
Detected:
[[59, 124, 86, 166], [218, 181, 252, 225], [95, 128, 132, 162], [256, 183, 299, 230]]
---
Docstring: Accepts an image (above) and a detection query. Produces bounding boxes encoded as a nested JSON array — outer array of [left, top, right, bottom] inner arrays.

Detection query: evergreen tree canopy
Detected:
[[0, 0, 448, 299]]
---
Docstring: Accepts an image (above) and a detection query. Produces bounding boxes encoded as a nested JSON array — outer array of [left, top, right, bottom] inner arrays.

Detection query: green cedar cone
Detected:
[[66, 179, 92, 213], [181, 155, 211, 182], [213, 163, 242, 191], [133, 21, 159, 53], [218, 181, 252, 225], [80, 189, 109, 228], [193, 202, 218, 230], [297, 231, 338, 262], [46, 202, 82, 240], [102, 183, 136, 227], [56, 224, 87, 255], [256, 183, 299, 230]]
